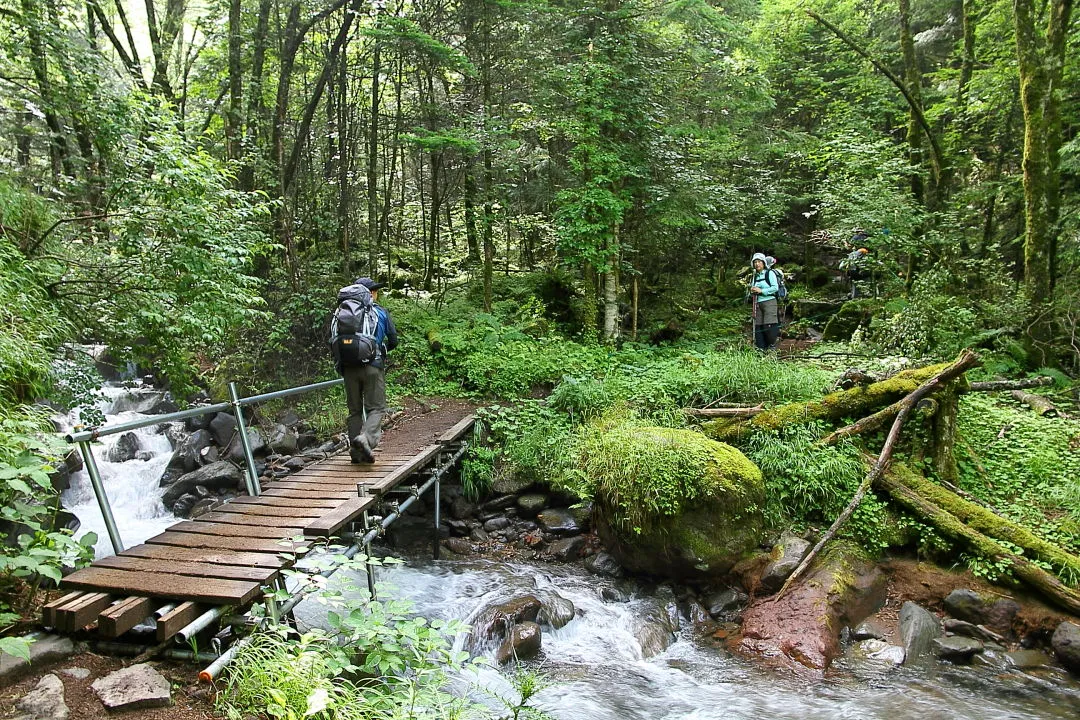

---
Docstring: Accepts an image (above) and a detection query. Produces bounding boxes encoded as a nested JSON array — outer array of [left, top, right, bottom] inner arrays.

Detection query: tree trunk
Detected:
[[239, 0, 273, 191], [366, 12, 383, 275], [226, 0, 243, 161], [1013, 0, 1073, 362]]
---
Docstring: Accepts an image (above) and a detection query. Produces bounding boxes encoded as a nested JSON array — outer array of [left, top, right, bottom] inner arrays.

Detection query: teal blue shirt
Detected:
[[751, 270, 778, 302]]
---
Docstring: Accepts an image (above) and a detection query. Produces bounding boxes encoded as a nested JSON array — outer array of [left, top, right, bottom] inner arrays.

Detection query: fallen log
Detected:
[[878, 463, 1080, 616], [889, 463, 1080, 582], [1010, 390, 1061, 417], [701, 358, 961, 443], [966, 377, 1053, 392], [683, 405, 763, 418], [775, 350, 979, 600]]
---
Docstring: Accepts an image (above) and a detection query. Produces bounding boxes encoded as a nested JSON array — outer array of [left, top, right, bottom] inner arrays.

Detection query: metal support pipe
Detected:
[[228, 382, 261, 497], [66, 402, 232, 444], [433, 473, 441, 560], [77, 440, 123, 554], [175, 606, 230, 645]]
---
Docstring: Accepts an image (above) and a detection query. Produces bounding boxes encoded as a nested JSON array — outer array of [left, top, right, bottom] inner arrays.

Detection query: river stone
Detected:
[[0, 636, 75, 679], [58, 667, 89, 679], [209, 412, 237, 447], [481, 495, 518, 511], [473, 595, 543, 645], [444, 537, 472, 555], [584, 552, 624, 578], [185, 411, 213, 431], [106, 432, 141, 463], [548, 535, 586, 561], [267, 424, 299, 455], [601, 587, 630, 603], [758, 535, 811, 593], [706, 588, 748, 619], [899, 602, 941, 665], [1006, 650, 1054, 669], [1051, 621, 1080, 672], [590, 427, 765, 581], [483, 517, 510, 532], [943, 589, 1019, 637], [741, 541, 885, 671], [942, 618, 1002, 643], [284, 456, 307, 471], [496, 621, 542, 664], [933, 636, 984, 663], [634, 618, 676, 659], [537, 592, 575, 629], [189, 498, 220, 519], [162, 461, 243, 506], [867, 644, 906, 665], [226, 428, 268, 461], [11, 674, 67, 720], [91, 663, 171, 710], [492, 474, 533, 495], [168, 429, 212, 472], [536, 508, 580, 537], [470, 527, 490, 542], [450, 497, 475, 520], [851, 619, 888, 641], [517, 494, 548, 516]]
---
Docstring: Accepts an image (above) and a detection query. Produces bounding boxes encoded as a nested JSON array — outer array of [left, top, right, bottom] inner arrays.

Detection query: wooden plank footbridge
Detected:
[[46, 378, 474, 672]]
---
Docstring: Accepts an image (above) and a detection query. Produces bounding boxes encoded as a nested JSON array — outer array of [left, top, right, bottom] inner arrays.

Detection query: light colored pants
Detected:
[[342, 363, 386, 450]]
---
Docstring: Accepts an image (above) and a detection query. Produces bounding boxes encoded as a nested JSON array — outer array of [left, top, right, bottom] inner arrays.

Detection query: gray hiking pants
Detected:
[[342, 363, 386, 450]]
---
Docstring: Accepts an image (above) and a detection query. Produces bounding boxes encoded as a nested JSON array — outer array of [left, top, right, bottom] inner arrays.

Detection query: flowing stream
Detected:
[[51, 381, 1080, 717], [59, 382, 179, 558], [298, 558, 1080, 720]]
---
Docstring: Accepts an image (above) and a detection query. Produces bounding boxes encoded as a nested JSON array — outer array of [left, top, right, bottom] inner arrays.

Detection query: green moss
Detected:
[[701, 361, 954, 443], [822, 299, 883, 342]]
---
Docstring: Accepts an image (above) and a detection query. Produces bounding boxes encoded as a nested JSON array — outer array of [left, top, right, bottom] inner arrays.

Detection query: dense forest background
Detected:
[[3, 0, 1078, 404]]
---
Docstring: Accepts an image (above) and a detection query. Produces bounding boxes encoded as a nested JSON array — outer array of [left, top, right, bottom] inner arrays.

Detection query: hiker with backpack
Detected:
[[329, 277, 398, 464], [748, 252, 786, 352]]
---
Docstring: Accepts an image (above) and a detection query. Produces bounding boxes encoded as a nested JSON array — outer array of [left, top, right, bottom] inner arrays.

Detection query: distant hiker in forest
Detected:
[[748, 252, 782, 352], [841, 246, 872, 298], [329, 277, 398, 463]]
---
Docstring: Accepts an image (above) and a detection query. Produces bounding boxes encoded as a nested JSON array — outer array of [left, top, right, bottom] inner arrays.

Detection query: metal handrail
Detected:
[[63, 377, 345, 554]]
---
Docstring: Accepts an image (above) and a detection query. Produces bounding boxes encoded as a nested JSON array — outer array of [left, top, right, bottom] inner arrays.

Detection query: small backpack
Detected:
[[768, 269, 788, 300], [330, 284, 382, 367]]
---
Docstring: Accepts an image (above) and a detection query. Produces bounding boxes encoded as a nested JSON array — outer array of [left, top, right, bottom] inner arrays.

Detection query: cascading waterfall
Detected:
[[296, 558, 1080, 720], [59, 382, 179, 558]]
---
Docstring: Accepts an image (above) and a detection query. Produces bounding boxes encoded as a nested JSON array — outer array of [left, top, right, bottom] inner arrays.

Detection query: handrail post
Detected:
[[433, 456, 442, 561], [228, 382, 262, 497], [77, 440, 123, 555]]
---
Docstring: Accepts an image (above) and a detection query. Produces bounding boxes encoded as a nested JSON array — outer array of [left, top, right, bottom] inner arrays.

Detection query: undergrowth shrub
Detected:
[[956, 394, 1080, 552], [743, 423, 900, 550]]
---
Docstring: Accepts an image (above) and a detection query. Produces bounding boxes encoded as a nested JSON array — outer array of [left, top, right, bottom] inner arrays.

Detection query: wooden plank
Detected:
[[194, 512, 314, 529], [121, 543, 287, 568], [146, 531, 309, 555], [291, 469, 395, 479], [264, 478, 371, 489], [169, 521, 309, 539], [212, 503, 327, 518], [259, 488, 355, 500], [61, 567, 263, 605], [438, 414, 476, 443], [57, 592, 112, 632], [225, 496, 343, 510], [98, 596, 153, 638], [304, 496, 378, 538], [156, 601, 201, 642], [95, 555, 279, 583], [42, 591, 84, 628], [366, 444, 443, 496]]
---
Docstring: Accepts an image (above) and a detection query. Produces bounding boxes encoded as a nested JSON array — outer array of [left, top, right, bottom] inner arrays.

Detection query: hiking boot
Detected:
[[351, 434, 375, 464]]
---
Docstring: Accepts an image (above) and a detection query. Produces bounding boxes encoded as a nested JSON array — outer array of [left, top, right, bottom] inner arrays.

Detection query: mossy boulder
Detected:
[[580, 419, 765, 581], [821, 299, 882, 341]]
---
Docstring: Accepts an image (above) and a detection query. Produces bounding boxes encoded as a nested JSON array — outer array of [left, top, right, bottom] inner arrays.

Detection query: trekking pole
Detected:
[[751, 293, 758, 349]]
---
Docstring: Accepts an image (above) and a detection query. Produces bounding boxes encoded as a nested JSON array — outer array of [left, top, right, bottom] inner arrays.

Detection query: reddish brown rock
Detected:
[[739, 542, 886, 672]]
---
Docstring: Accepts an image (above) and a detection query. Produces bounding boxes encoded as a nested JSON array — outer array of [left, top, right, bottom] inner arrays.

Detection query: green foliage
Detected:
[[0, 407, 96, 612], [872, 264, 1030, 361], [744, 423, 897, 550], [956, 394, 1080, 552]]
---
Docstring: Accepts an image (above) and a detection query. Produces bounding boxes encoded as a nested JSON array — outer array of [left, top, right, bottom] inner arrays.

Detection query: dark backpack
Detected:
[[330, 284, 382, 367]]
